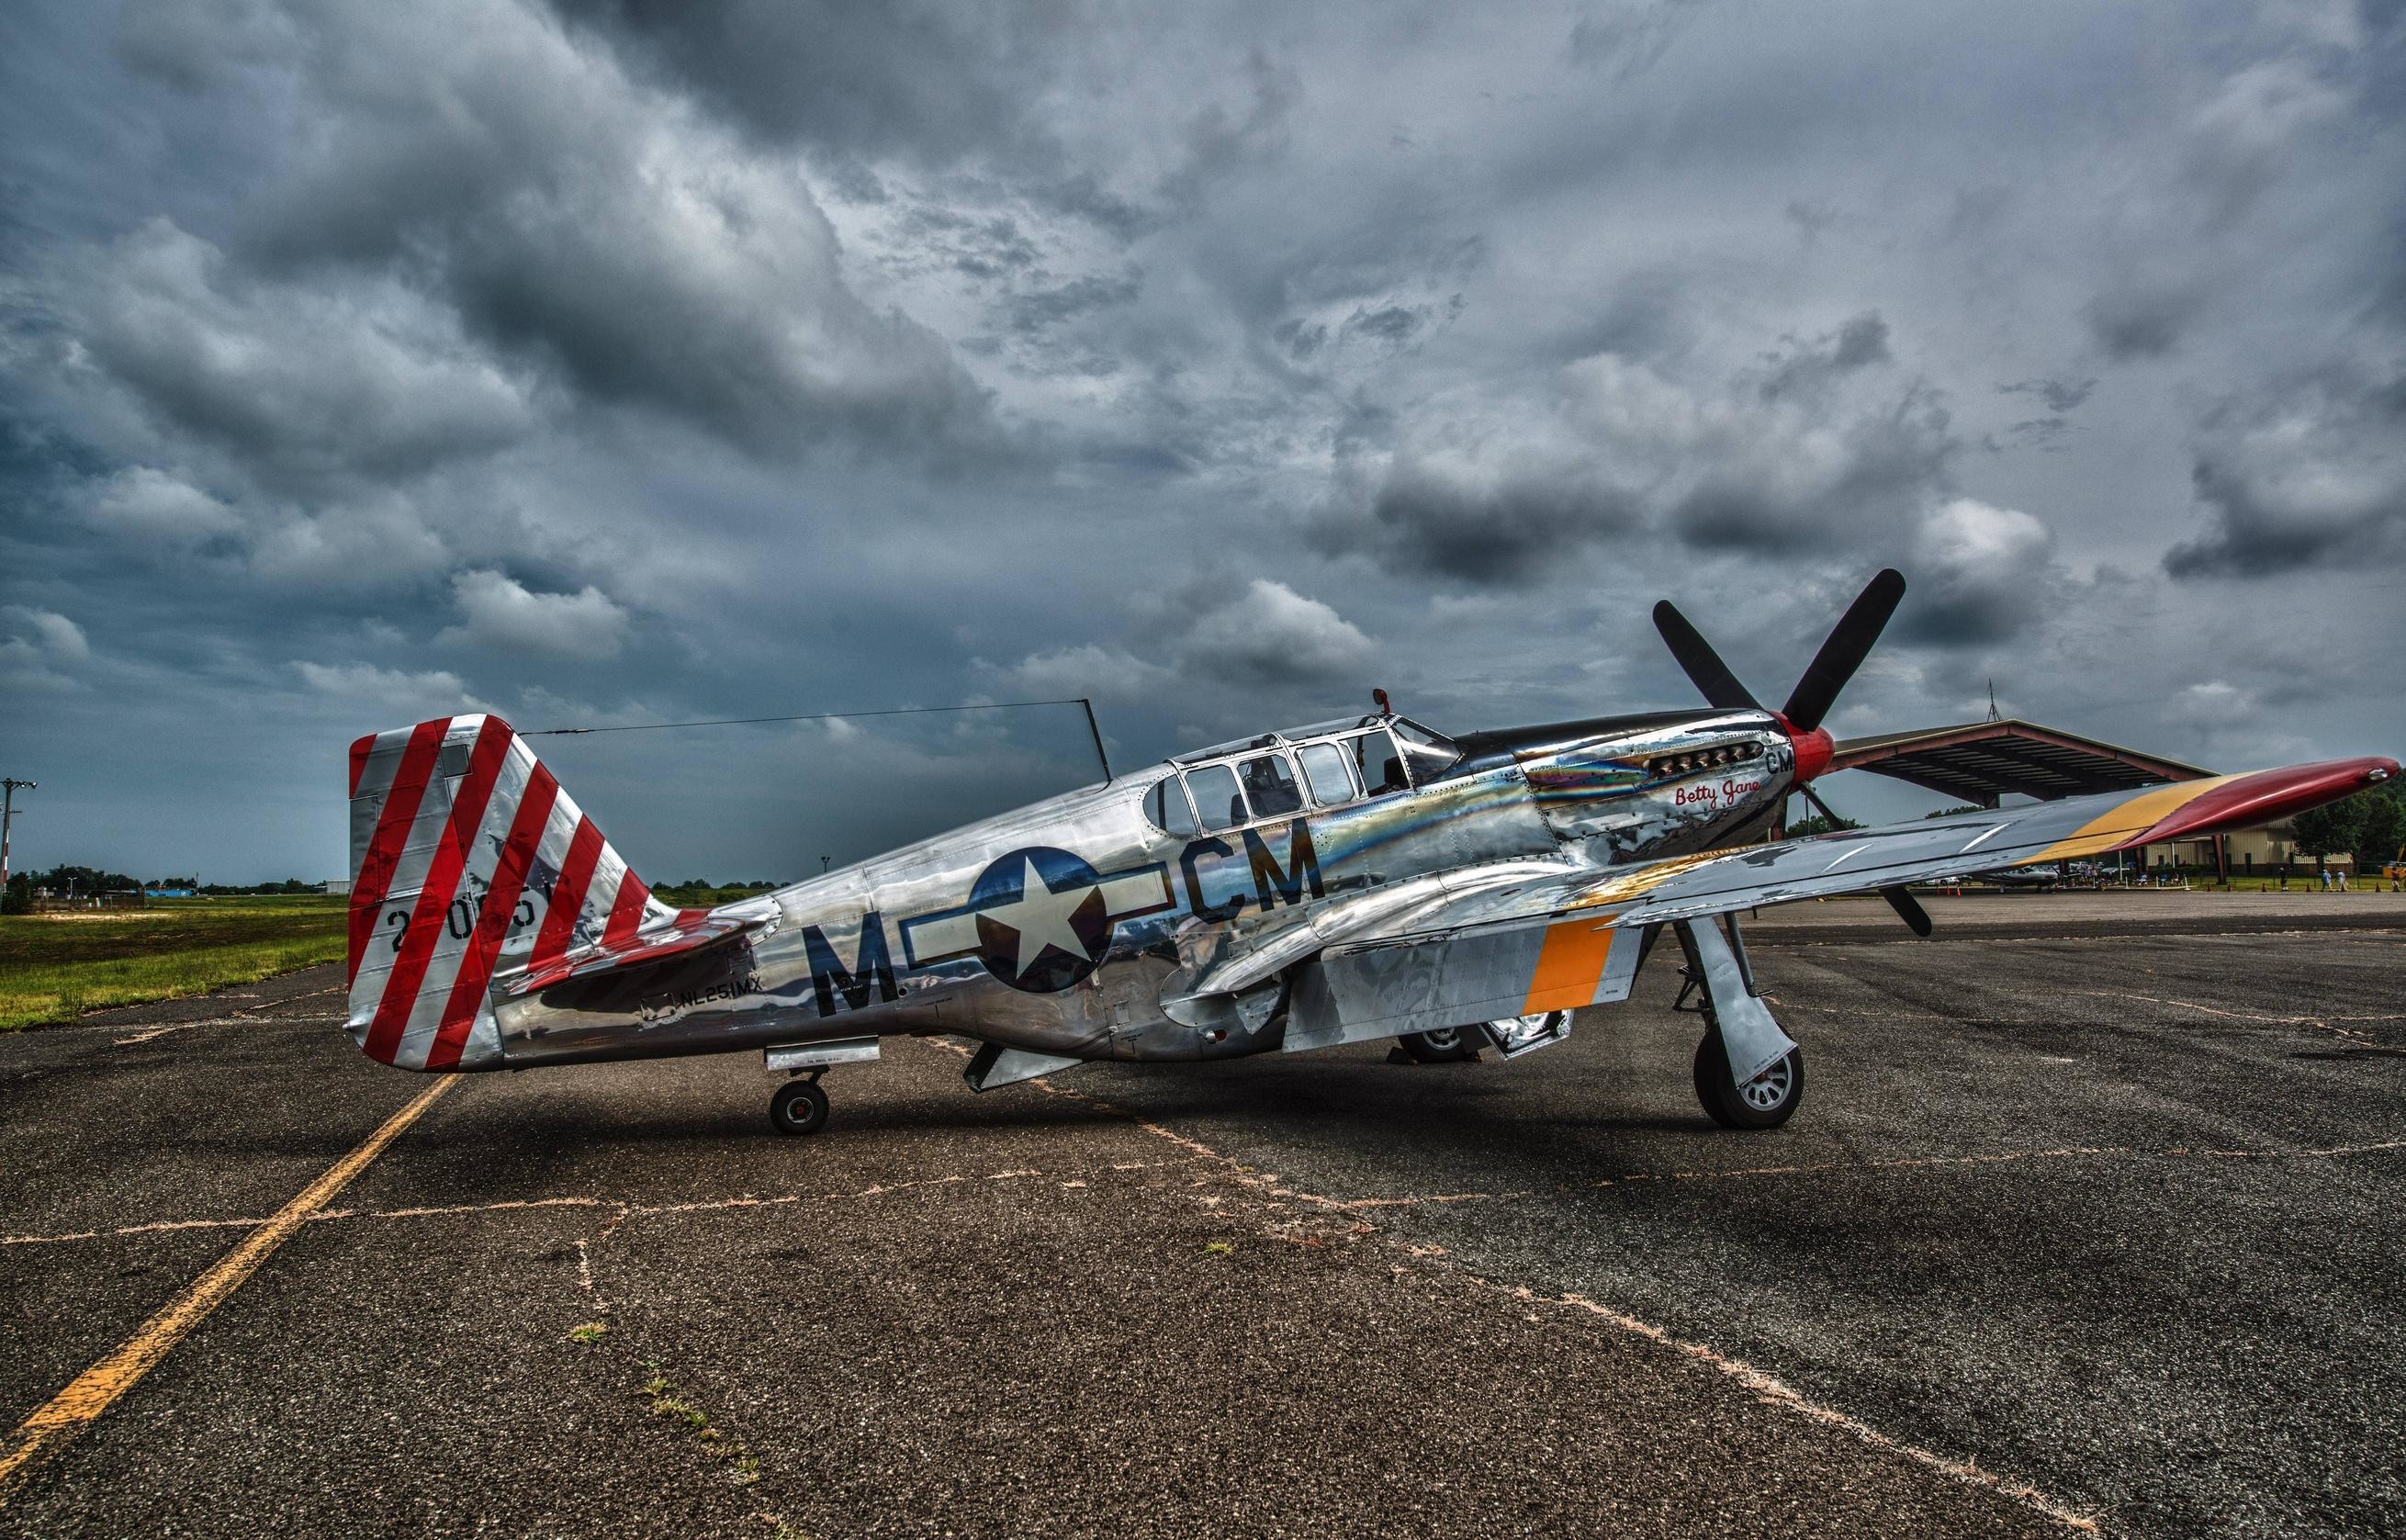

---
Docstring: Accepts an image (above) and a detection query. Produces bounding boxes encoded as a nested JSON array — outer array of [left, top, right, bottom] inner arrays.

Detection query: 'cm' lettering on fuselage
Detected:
[[804, 817, 1325, 1017]]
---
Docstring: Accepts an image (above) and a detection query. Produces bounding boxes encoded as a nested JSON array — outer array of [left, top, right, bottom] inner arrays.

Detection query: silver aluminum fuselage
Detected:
[[489, 710, 1796, 1068]]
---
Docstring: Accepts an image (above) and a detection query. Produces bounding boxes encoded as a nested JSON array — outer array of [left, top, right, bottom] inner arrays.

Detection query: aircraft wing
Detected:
[[1270, 756, 2395, 1052]]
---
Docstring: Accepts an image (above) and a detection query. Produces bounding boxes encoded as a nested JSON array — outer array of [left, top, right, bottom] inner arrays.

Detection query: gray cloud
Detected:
[[2165, 365, 2406, 578], [1999, 377, 2097, 415], [5, 0, 2403, 880], [1894, 498, 2059, 646], [2084, 282, 2203, 361], [1344, 464, 1645, 584], [437, 569, 631, 658], [548, 0, 1082, 174]]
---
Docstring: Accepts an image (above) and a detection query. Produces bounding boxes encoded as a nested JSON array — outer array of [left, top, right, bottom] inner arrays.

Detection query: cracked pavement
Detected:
[[2, 897, 2401, 1536]]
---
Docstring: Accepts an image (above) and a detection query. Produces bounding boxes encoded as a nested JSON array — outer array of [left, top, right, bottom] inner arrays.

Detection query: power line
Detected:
[[524, 698, 1114, 783], [523, 698, 1093, 736]]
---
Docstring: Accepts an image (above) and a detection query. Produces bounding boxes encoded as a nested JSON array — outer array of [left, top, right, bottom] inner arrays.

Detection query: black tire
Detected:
[[1692, 1033, 1804, 1130], [1398, 1026, 1478, 1063], [770, 1078, 829, 1136]]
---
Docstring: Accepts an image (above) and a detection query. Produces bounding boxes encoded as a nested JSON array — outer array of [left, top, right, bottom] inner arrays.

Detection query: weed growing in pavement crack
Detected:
[[1204, 1240, 1235, 1255], [567, 1321, 607, 1344], [637, 1366, 764, 1483]]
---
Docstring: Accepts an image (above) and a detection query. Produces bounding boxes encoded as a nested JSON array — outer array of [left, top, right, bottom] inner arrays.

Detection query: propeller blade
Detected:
[[1880, 884, 1933, 938], [1794, 782, 1849, 828], [1781, 568, 1906, 733], [1651, 601, 1763, 712]]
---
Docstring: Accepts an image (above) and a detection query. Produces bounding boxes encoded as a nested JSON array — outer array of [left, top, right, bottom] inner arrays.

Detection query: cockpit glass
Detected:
[[1237, 753, 1303, 817], [1390, 718, 1462, 781], [1349, 729, 1409, 794], [1186, 762, 1243, 831], [1297, 741, 1356, 805], [1142, 774, 1197, 836]]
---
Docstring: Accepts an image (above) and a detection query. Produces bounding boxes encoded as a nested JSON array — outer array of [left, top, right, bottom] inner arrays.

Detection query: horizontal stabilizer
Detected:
[[504, 911, 771, 997]]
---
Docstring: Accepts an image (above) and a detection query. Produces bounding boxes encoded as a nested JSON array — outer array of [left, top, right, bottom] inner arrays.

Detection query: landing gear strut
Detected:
[[762, 1036, 881, 1136], [1673, 916, 1805, 1131], [769, 1074, 829, 1136]]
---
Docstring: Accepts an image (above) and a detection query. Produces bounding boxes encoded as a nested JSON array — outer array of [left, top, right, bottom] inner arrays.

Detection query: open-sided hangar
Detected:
[[1827, 718, 2302, 873]]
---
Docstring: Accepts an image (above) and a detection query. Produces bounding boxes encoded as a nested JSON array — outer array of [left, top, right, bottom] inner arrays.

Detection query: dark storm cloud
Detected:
[[1007, 271, 1143, 335], [205, 2, 1004, 468], [1893, 499, 2060, 647], [1337, 466, 1645, 585], [547, 0, 1084, 171], [2084, 282, 2202, 361], [6, 0, 2405, 881], [2165, 365, 2406, 579], [1670, 379, 1955, 555], [1758, 311, 1891, 401]]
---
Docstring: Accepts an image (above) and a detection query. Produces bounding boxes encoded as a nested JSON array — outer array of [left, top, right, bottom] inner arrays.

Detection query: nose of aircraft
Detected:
[[1778, 715, 1834, 784]]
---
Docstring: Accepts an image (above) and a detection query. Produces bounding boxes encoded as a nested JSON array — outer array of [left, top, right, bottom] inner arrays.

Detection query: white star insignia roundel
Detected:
[[900, 846, 1179, 993]]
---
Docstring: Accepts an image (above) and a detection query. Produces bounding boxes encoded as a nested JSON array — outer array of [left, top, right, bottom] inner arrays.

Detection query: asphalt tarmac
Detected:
[[3, 894, 2401, 1537]]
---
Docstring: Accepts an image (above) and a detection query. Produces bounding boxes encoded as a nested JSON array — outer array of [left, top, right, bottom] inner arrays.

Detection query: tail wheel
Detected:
[[1692, 1033, 1804, 1130], [770, 1077, 829, 1136], [1397, 1026, 1478, 1063]]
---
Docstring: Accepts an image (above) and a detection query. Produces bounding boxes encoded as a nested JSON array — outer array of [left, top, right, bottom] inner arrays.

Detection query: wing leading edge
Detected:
[[1275, 755, 2395, 1049]]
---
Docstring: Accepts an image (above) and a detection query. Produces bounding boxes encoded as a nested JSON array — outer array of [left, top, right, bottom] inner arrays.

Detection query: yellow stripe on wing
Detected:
[[1566, 849, 1726, 910], [2027, 775, 2239, 864]]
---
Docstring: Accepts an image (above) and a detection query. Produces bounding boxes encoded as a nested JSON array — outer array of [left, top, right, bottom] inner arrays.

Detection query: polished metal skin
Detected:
[[482, 707, 1797, 1071], [341, 567, 2398, 1133]]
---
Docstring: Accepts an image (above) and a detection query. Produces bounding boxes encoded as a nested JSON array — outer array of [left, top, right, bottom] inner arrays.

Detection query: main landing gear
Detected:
[[761, 1036, 883, 1136], [1397, 1025, 1477, 1062], [769, 1074, 828, 1136], [1397, 1010, 1575, 1063], [1672, 916, 1806, 1131], [1692, 1033, 1804, 1130]]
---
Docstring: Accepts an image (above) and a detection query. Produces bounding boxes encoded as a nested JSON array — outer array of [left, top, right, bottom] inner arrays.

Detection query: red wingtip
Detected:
[[2137, 757, 2399, 847]]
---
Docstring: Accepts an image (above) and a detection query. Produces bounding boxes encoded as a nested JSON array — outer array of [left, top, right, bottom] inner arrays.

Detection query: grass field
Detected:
[[0, 894, 347, 1031]]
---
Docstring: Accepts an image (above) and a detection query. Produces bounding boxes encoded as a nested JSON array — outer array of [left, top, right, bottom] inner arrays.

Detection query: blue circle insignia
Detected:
[[967, 846, 1115, 994]]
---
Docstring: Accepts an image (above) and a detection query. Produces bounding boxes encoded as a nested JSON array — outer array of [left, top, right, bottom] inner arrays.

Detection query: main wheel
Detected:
[[1397, 1025, 1478, 1063], [1692, 1033, 1804, 1130], [770, 1077, 830, 1136]]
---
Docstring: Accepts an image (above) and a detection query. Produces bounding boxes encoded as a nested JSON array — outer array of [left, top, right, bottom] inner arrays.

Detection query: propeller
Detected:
[[1880, 885, 1933, 938], [1649, 601, 1762, 712], [1652, 568, 1925, 937], [1782, 568, 1906, 733]]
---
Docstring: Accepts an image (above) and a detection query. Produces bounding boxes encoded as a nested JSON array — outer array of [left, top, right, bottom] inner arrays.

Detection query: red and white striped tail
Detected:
[[344, 714, 672, 1072]]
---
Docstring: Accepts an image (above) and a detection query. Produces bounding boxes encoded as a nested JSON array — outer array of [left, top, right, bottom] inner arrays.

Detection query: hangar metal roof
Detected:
[[1830, 718, 2210, 805]]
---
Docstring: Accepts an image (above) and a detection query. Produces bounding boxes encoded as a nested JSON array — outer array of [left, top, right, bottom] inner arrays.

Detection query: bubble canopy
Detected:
[[1172, 715, 1417, 766]]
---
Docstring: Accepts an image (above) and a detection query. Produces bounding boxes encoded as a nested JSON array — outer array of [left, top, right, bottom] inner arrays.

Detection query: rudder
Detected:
[[344, 714, 670, 1070]]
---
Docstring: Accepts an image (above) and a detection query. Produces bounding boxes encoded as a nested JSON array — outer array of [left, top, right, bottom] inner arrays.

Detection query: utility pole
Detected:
[[0, 778, 32, 891]]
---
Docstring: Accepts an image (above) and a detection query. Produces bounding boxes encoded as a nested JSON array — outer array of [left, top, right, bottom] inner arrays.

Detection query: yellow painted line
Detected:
[[0, 1075, 459, 1505]]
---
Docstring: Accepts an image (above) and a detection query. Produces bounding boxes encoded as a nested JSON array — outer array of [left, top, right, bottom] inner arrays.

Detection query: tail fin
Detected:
[[344, 714, 671, 1071]]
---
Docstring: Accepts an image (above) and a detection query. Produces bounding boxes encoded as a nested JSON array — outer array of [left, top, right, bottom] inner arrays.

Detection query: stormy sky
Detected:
[[3, 0, 2402, 882]]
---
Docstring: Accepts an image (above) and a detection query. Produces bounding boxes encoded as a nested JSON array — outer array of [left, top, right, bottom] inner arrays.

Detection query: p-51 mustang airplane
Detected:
[[342, 571, 2395, 1135]]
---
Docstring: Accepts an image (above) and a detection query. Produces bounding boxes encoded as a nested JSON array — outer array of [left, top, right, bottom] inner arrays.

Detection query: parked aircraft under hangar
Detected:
[[339, 572, 2395, 1134]]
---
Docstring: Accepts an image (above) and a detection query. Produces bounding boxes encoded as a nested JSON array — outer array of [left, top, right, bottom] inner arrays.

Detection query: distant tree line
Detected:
[[2288, 784, 2406, 875], [653, 878, 788, 905], [2, 865, 326, 914]]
